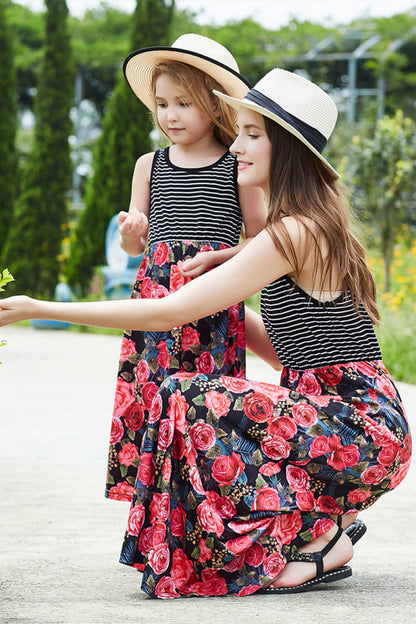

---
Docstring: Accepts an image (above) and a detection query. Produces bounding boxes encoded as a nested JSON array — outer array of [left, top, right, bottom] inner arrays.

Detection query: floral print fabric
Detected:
[[120, 360, 411, 598], [106, 241, 246, 501]]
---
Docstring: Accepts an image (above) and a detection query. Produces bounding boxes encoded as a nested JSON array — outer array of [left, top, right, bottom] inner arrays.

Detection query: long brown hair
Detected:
[[151, 61, 237, 147], [263, 116, 380, 325]]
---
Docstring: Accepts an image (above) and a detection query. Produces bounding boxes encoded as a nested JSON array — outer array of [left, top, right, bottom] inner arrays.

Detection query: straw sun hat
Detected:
[[123, 33, 251, 112], [214, 67, 340, 178]]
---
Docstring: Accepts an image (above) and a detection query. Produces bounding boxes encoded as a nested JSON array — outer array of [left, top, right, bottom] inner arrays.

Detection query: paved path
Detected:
[[0, 326, 415, 624]]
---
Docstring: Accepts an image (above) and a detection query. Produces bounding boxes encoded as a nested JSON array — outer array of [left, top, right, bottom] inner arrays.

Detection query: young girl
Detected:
[[106, 34, 266, 501], [1, 68, 411, 599]]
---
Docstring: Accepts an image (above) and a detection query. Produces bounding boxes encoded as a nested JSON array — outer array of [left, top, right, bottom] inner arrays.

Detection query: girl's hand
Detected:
[[118, 206, 148, 240], [178, 251, 215, 278], [0, 295, 38, 326]]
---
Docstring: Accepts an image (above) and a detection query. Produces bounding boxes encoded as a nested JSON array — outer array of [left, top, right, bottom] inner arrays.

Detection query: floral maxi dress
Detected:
[[119, 276, 412, 598], [106, 148, 246, 501]]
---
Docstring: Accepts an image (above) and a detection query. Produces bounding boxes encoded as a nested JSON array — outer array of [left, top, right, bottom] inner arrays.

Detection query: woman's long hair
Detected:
[[151, 61, 237, 147], [264, 116, 380, 325]]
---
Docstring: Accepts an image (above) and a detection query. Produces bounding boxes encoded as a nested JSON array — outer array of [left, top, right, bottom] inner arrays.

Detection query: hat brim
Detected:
[[124, 47, 251, 112], [213, 90, 340, 179]]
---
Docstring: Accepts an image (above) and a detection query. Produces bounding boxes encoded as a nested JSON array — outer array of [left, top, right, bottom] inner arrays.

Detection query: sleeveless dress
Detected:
[[119, 275, 411, 599], [106, 148, 246, 501]]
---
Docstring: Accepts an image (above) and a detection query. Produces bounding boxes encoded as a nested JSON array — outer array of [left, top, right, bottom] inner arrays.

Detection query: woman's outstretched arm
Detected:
[[0, 229, 294, 331]]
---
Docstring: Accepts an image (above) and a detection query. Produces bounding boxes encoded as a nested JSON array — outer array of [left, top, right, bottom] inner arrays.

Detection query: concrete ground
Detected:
[[0, 325, 415, 624]]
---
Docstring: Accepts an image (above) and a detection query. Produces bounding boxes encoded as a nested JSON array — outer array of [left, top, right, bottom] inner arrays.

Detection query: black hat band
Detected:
[[244, 89, 327, 154]]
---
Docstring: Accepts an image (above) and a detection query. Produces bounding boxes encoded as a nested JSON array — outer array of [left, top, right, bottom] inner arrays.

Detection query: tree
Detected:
[[5, 1, 44, 111], [349, 110, 416, 291], [67, 0, 175, 294], [0, 0, 18, 253], [3, 0, 74, 297], [69, 5, 132, 116]]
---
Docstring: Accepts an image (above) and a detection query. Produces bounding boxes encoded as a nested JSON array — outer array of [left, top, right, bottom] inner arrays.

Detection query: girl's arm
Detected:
[[118, 152, 153, 257], [245, 306, 283, 371], [178, 185, 267, 277], [0, 228, 294, 331]]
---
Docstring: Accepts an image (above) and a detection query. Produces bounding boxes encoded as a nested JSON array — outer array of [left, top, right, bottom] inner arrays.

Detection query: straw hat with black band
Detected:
[[213, 67, 340, 179], [123, 33, 252, 112]]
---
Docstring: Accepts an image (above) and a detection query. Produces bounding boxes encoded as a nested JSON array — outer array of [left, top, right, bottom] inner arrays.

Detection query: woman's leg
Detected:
[[264, 520, 353, 589]]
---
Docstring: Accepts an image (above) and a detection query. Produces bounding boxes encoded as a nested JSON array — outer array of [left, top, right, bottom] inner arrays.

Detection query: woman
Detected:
[[0, 68, 411, 599]]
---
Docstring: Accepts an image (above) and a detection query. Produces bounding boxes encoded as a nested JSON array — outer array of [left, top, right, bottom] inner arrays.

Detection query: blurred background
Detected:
[[1, 0, 416, 382]]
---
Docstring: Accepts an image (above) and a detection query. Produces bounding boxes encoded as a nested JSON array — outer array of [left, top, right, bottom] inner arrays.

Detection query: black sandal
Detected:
[[258, 519, 352, 595], [344, 519, 367, 545]]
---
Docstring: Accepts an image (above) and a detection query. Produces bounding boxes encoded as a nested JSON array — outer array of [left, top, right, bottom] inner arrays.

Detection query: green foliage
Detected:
[[3, 0, 74, 297], [0, 267, 14, 292], [348, 110, 416, 291], [7, 2, 416, 130], [5, 1, 44, 110], [368, 233, 416, 383], [67, 0, 174, 294], [69, 5, 132, 115], [0, 267, 14, 363], [0, 0, 18, 253], [376, 303, 416, 384]]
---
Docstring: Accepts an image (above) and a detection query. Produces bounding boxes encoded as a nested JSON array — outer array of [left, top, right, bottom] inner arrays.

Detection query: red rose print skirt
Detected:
[[106, 241, 246, 501], [119, 360, 411, 598]]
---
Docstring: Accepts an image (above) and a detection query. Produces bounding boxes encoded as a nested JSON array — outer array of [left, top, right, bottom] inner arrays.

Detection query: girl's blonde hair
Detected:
[[151, 61, 238, 147], [263, 116, 380, 325]]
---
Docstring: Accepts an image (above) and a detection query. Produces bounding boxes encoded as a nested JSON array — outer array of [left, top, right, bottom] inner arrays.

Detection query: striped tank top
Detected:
[[261, 275, 382, 370], [147, 147, 242, 247]]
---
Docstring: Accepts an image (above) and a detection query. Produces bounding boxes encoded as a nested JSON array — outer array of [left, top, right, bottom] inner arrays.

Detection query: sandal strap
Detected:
[[291, 516, 344, 578]]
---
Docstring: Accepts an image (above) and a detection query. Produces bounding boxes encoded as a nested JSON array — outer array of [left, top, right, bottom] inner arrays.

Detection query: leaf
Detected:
[[307, 462, 321, 474], [147, 356, 159, 374], [206, 411, 219, 426], [251, 449, 264, 466], [255, 475, 267, 489], [181, 379, 194, 393], [205, 444, 224, 459], [213, 352, 225, 370], [233, 396, 244, 411], [306, 424, 324, 437], [121, 372, 134, 383], [127, 353, 140, 365], [300, 530, 313, 543], [188, 490, 198, 509], [191, 546, 200, 560], [193, 394, 207, 406], [0, 268, 14, 292], [353, 461, 369, 474], [187, 405, 197, 421]]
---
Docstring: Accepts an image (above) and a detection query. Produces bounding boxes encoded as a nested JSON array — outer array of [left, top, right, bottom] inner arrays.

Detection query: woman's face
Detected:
[[230, 108, 272, 197]]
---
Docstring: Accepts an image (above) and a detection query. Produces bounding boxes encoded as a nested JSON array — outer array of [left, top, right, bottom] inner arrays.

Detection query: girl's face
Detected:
[[154, 73, 217, 145], [230, 108, 272, 196]]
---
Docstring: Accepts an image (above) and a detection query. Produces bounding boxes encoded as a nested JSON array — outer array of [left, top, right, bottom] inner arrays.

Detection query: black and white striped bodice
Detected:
[[261, 275, 382, 370], [147, 148, 242, 247]]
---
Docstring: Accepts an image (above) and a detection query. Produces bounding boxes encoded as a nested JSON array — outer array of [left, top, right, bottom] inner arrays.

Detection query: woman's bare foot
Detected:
[[336, 512, 358, 531], [265, 523, 354, 590]]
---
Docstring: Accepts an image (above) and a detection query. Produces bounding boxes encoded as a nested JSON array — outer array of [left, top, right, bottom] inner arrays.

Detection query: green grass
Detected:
[[375, 303, 416, 384]]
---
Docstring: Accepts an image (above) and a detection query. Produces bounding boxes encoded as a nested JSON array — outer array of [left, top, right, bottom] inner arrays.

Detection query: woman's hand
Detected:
[[0, 296, 38, 326], [177, 251, 215, 278]]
